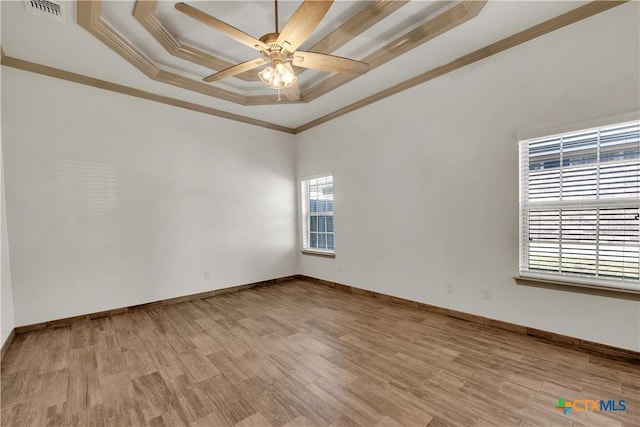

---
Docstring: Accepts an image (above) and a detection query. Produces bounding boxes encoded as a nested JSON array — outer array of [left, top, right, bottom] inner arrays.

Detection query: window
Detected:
[[301, 175, 334, 253], [519, 120, 639, 291]]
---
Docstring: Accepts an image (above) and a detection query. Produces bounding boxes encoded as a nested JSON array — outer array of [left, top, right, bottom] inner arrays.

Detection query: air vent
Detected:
[[25, 0, 65, 23]]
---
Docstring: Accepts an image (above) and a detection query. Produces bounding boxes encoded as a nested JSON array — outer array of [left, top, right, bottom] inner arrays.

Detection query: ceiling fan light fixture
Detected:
[[259, 61, 297, 90], [178, 0, 366, 102]]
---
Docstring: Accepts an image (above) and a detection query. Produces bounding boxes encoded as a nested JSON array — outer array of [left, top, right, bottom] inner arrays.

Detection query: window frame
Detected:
[[517, 118, 640, 293], [300, 173, 335, 256]]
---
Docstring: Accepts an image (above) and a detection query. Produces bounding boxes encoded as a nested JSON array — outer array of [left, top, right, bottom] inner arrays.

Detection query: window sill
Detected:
[[514, 275, 640, 300], [301, 250, 336, 258]]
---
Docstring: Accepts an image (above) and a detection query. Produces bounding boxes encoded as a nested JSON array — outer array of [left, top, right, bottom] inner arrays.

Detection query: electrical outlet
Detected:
[[481, 287, 492, 300], [204, 271, 211, 279], [446, 283, 454, 293]]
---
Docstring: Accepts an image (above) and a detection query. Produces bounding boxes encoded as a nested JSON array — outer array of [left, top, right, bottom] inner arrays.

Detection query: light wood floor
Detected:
[[1, 280, 638, 427]]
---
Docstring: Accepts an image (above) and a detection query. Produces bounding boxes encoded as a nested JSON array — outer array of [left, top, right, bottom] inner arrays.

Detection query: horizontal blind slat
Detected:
[[520, 120, 640, 287]]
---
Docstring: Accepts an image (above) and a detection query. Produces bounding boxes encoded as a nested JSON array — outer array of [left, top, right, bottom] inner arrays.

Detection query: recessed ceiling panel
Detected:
[[1, 0, 628, 131]]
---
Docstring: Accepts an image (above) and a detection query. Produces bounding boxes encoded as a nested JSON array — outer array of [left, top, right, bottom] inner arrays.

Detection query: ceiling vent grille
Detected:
[[25, 0, 65, 23]]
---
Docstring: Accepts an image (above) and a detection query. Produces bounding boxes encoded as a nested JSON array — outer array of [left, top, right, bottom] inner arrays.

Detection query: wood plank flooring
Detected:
[[1, 280, 639, 426]]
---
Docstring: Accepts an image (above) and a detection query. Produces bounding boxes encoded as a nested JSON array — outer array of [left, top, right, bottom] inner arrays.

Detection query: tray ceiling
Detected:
[[1, 1, 621, 132]]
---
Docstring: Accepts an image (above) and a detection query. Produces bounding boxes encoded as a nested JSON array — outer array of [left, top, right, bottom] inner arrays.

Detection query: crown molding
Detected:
[[132, 0, 258, 82], [79, 0, 484, 106], [294, 0, 628, 133], [0, 54, 295, 134], [132, 0, 409, 84], [302, 0, 486, 103], [1, 1, 627, 134]]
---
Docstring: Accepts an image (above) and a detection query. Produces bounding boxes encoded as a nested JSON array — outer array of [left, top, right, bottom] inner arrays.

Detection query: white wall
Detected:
[[1, 0, 16, 344], [1, 148, 14, 347], [297, 3, 640, 351], [1, 18, 16, 345], [1, 2, 638, 351], [2, 68, 297, 326]]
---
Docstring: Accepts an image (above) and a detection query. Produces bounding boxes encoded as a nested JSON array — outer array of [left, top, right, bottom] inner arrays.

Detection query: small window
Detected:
[[519, 120, 639, 291], [301, 175, 334, 253]]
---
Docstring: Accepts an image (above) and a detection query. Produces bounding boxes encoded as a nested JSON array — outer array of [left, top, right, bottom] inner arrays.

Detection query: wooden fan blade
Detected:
[[284, 82, 300, 101], [175, 3, 269, 51], [293, 51, 369, 74], [203, 57, 268, 83], [276, 1, 333, 52]]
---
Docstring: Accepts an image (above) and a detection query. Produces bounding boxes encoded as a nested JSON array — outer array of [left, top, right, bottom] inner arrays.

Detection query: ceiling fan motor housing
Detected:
[[259, 33, 290, 55]]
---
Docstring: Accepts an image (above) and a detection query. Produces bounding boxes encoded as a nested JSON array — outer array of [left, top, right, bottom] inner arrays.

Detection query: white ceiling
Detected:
[[1, 1, 590, 129]]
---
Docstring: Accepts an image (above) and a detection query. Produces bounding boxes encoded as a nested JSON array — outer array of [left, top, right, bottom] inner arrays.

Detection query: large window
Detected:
[[301, 175, 334, 253], [519, 120, 639, 291]]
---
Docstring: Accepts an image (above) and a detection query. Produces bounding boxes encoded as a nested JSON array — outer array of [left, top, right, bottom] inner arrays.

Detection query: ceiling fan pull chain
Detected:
[[277, 88, 282, 102]]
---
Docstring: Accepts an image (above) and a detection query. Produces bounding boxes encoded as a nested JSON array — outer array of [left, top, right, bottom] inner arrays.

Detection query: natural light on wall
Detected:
[[56, 160, 118, 217], [519, 121, 640, 291]]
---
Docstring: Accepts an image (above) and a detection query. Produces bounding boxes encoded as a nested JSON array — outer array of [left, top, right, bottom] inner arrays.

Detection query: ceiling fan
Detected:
[[175, 0, 370, 101]]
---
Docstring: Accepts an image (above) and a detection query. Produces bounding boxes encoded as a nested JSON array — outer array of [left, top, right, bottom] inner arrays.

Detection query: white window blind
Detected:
[[519, 121, 640, 291], [301, 175, 334, 252]]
